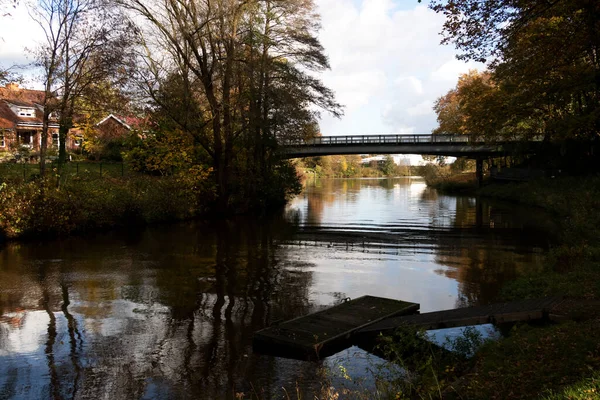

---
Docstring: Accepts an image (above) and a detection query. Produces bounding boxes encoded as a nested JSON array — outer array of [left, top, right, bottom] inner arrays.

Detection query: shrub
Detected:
[[0, 166, 215, 241]]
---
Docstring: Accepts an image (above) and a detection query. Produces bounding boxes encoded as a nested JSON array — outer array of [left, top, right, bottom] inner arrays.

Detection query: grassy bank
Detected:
[[420, 164, 479, 194], [479, 177, 600, 300], [362, 176, 600, 399], [299, 166, 412, 179], [0, 166, 215, 242]]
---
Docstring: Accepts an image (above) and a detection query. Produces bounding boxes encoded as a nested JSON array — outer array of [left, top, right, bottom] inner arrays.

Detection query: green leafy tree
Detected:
[[430, 0, 600, 141], [381, 155, 396, 176]]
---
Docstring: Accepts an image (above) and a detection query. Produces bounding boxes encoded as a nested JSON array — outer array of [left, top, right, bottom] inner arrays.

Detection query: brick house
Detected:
[[95, 114, 132, 137], [0, 83, 79, 155]]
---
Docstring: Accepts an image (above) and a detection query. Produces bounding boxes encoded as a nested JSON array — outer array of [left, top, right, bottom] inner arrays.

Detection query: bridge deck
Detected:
[[252, 296, 419, 360], [358, 297, 563, 336], [280, 134, 541, 158]]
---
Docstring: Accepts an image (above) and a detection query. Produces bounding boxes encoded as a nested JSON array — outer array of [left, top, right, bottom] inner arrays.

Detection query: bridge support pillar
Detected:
[[476, 158, 484, 188]]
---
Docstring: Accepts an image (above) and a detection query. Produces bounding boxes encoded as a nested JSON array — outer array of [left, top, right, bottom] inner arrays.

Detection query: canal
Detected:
[[0, 177, 555, 399]]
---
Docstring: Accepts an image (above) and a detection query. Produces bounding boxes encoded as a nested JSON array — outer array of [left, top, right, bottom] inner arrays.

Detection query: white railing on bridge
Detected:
[[282, 134, 474, 146]]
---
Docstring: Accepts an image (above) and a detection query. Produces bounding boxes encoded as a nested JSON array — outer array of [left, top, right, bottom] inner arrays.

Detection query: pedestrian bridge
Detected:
[[280, 134, 541, 159]]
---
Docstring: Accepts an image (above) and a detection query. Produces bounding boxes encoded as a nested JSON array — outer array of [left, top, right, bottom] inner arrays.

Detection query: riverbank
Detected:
[[0, 170, 214, 242], [399, 176, 600, 399], [299, 166, 412, 179], [0, 156, 303, 242]]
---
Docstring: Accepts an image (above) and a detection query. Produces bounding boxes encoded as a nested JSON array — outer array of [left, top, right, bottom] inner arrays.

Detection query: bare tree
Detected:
[[30, 0, 65, 176], [1, 0, 18, 16], [30, 0, 134, 171]]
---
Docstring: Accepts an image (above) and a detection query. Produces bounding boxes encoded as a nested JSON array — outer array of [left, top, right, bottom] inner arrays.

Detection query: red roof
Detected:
[[0, 101, 18, 129], [97, 114, 153, 131], [0, 84, 57, 129], [0, 84, 45, 105]]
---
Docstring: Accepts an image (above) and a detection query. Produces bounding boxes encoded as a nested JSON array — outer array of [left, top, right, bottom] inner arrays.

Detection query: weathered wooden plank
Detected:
[[253, 296, 420, 360], [358, 297, 562, 336]]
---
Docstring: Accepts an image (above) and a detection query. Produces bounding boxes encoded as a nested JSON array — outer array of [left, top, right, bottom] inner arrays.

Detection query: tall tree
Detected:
[[433, 70, 516, 140], [30, 0, 64, 176], [31, 0, 134, 170], [120, 0, 341, 212]]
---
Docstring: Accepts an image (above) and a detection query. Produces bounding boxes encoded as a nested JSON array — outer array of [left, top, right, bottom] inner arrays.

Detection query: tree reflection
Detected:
[[0, 181, 560, 398], [37, 264, 60, 399], [0, 218, 318, 399], [432, 196, 551, 306]]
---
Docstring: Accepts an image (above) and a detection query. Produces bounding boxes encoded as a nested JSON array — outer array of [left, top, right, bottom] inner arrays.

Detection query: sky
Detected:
[[315, 0, 482, 136], [0, 0, 482, 138]]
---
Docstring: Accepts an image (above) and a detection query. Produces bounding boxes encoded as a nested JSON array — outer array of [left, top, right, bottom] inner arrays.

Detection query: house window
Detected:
[[52, 133, 59, 147], [0, 131, 5, 147], [19, 132, 32, 147], [17, 107, 35, 117]]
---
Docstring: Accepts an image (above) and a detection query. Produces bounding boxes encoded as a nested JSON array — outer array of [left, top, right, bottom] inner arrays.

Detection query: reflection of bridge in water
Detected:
[[281, 134, 542, 185]]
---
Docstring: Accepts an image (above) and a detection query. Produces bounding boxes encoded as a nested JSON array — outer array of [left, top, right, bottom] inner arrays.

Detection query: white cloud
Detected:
[[406, 100, 433, 117], [394, 76, 424, 95], [0, 4, 44, 67], [323, 69, 387, 110], [431, 59, 482, 82], [316, 0, 484, 136]]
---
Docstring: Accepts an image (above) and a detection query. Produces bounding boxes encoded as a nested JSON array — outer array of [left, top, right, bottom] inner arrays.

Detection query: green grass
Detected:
[[427, 172, 479, 194], [450, 320, 600, 399], [543, 372, 600, 399]]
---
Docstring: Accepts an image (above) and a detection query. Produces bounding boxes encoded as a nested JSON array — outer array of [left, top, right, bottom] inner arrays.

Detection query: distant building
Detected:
[[0, 84, 144, 158], [360, 155, 411, 166], [94, 114, 133, 137], [0, 83, 61, 152]]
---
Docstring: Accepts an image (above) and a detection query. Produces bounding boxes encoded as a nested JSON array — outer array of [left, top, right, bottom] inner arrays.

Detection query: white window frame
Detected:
[[0, 131, 5, 147], [17, 107, 35, 117]]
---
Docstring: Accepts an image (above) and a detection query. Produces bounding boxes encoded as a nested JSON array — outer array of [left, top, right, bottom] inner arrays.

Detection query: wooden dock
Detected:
[[252, 296, 419, 360], [358, 297, 563, 337]]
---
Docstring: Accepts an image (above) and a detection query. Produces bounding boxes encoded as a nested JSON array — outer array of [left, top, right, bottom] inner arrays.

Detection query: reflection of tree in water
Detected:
[[303, 179, 376, 225], [432, 196, 549, 307], [304, 179, 338, 225], [0, 218, 320, 399]]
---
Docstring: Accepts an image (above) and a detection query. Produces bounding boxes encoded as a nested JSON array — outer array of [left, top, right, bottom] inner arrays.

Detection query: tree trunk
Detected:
[[58, 123, 69, 164], [40, 111, 50, 177]]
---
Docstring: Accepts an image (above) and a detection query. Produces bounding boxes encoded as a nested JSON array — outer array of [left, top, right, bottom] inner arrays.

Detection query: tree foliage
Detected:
[[430, 0, 600, 141], [433, 70, 515, 141], [119, 0, 341, 212]]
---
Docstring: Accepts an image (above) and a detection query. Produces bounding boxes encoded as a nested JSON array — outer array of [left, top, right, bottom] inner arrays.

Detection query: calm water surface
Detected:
[[0, 178, 555, 399]]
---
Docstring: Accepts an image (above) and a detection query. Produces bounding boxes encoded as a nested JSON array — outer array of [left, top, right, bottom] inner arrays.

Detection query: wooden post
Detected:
[[476, 158, 484, 188]]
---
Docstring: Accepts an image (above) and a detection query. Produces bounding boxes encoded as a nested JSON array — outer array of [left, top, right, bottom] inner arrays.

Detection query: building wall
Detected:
[[0, 128, 61, 153]]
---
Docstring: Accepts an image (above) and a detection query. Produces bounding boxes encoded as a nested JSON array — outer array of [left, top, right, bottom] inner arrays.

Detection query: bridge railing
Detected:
[[282, 134, 474, 146]]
